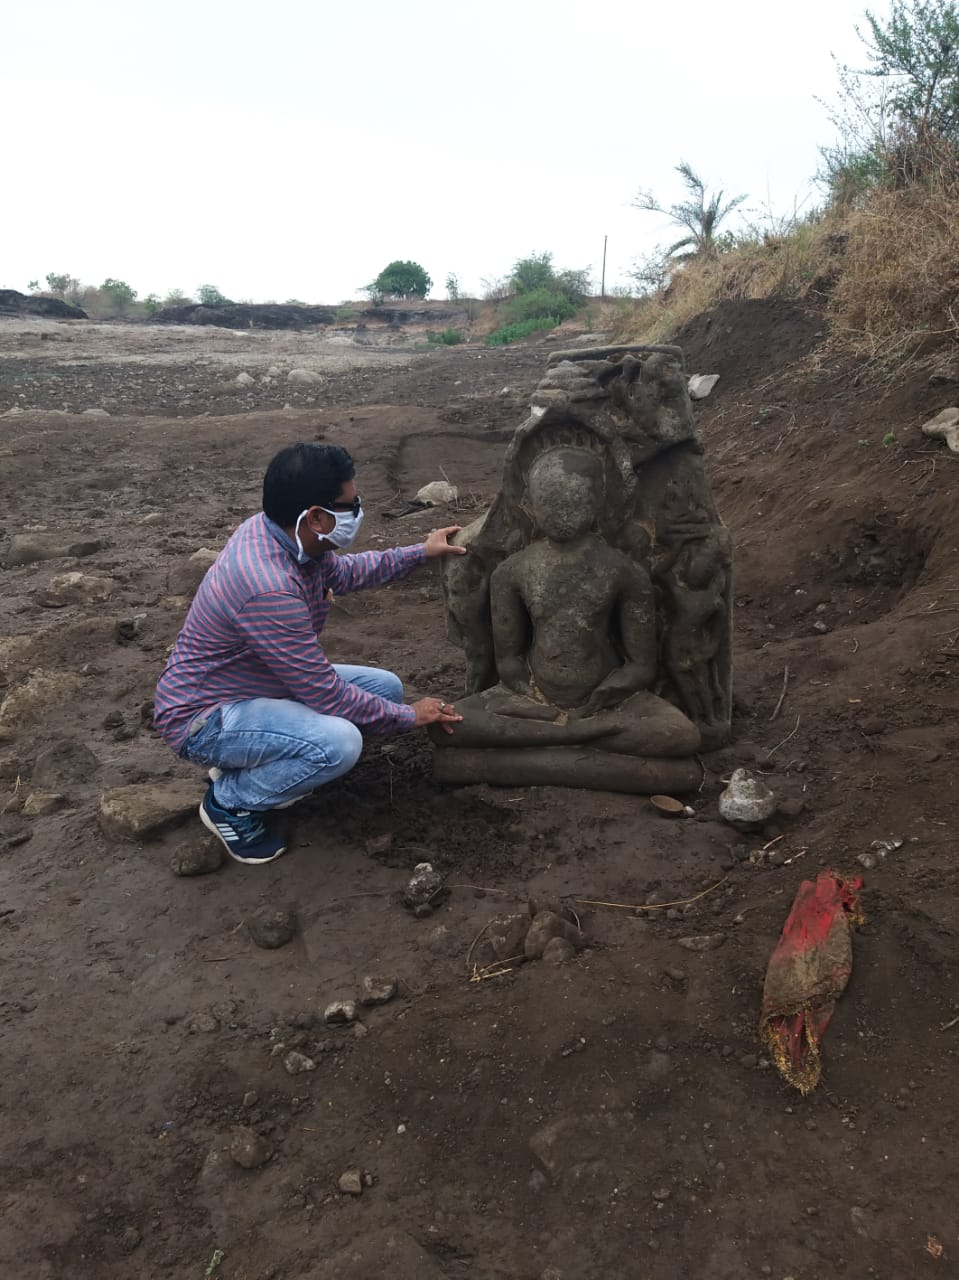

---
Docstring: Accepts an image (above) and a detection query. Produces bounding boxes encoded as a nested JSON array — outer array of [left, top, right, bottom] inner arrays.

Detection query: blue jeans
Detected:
[[180, 665, 404, 812]]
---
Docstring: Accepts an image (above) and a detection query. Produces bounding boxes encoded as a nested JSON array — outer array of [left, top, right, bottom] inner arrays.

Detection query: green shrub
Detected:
[[484, 316, 559, 346], [427, 327, 465, 346], [504, 288, 577, 324]]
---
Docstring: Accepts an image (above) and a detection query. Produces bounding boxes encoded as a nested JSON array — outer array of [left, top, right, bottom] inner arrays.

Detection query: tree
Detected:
[[510, 252, 556, 294], [369, 260, 432, 299], [445, 272, 461, 301], [858, 0, 959, 138], [633, 163, 747, 260], [163, 288, 193, 307], [100, 278, 137, 314], [197, 283, 230, 305]]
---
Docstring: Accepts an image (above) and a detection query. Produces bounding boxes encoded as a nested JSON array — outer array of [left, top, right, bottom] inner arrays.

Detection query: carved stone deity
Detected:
[[431, 345, 732, 794]]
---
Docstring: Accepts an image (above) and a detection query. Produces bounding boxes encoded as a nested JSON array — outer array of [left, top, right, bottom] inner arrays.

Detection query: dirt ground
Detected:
[[1, 309, 958, 1280]]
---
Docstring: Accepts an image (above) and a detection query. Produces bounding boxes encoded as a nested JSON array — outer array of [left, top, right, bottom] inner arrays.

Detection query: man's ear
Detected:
[[309, 506, 335, 535]]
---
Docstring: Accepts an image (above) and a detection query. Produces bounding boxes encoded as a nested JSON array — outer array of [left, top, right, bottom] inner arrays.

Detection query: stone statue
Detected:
[[431, 345, 732, 794]]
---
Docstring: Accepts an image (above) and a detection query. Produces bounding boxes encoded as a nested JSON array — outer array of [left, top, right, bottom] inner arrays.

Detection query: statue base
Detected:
[[432, 745, 702, 795]]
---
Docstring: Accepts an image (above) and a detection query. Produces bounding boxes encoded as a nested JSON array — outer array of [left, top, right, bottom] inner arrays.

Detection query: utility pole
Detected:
[[600, 234, 607, 299]]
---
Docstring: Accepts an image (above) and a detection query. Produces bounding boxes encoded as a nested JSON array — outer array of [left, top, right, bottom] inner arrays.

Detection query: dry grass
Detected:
[[828, 183, 959, 360]]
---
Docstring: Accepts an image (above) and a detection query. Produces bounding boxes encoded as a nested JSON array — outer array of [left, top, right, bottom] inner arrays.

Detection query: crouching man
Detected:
[[154, 441, 464, 864]]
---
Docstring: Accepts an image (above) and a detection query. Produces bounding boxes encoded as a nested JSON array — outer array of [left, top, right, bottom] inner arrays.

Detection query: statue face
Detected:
[[528, 448, 603, 541]]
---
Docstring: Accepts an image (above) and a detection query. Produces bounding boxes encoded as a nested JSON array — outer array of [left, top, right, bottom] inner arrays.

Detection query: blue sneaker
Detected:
[[199, 784, 287, 865]]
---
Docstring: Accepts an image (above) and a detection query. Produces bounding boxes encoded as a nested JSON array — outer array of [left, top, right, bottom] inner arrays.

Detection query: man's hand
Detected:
[[412, 697, 463, 734], [424, 526, 468, 559]]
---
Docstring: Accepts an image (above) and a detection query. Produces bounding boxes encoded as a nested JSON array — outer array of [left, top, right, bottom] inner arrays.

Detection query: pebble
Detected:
[[652, 1187, 671, 1201], [812, 620, 830, 634], [324, 1000, 357, 1025], [336, 1167, 364, 1195], [739, 1053, 758, 1069], [247, 906, 297, 949], [353, 1023, 369, 1039], [119, 1226, 141, 1253], [396, 1123, 407, 1134], [229, 1125, 272, 1169], [664, 967, 686, 982], [677, 933, 725, 952], [283, 1051, 316, 1075], [242, 1091, 258, 1108], [358, 974, 398, 1006]]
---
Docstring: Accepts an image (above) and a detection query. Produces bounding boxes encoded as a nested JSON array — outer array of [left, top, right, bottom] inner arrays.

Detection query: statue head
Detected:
[[527, 447, 604, 542]]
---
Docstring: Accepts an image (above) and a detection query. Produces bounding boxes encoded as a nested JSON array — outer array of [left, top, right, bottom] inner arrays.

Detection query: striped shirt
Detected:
[[154, 513, 426, 752]]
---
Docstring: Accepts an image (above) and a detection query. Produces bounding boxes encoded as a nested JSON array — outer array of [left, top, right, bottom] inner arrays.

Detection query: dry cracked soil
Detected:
[[1, 307, 958, 1280]]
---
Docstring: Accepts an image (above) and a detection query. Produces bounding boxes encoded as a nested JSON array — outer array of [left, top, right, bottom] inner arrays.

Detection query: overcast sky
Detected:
[[5, 0, 880, 303]]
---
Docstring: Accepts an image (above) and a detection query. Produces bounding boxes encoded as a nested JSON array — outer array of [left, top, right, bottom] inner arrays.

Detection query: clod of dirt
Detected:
[[98, 781, 201, 842], [283, 1050, 316, 1075], [323, 1000, 357, 1025], [170, 837, 224, 877], [487, 913, 530, 962], [358, 975, 398, 1006], [524, 911, 584, 960], [542, 937, 576, 965], [247, 906, 297, 949], [32, 739, 98, 787], [718, 768, 776, 829], [119, 1225, 141, 1254], [337, 1167, 364, 1195], [21, 791, 65, 817], [3, 534, 62, 566], [677, 934, 726, 952], [38, 571, 115, 608], [166, 548, 218, 598], [403, 861, 445, 911], [229, 1125, 272, 1170]]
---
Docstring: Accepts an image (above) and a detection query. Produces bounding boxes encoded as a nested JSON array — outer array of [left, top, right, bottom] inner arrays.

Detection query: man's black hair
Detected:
[[262, 443, 356, 526]]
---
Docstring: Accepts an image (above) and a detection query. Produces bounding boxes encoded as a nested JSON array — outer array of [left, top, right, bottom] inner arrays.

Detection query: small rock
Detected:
[[364, 832, 392, 857], [524, 910, 584, 960], [234, 371, 255, 387], [287, 368, 324, 385], [101, 710, 124, 729], [859, 716, 885, 736], [170, 838, 224, 877], [4, 534, 60, 566], [812, 620, 830, 634], [283, 1051, 316, 1075], [38, 571, 115, 608], [323, 1000, 357, 1025], [739, 1053, 758, 1069], [677, 933, 726, 952], [81, 407, 111, 418], [353, 1023, 369, 1039], [336, 1167, 364, 1196], [242, 1091, 258, 1108], [67, 538, 107, 558], [688, 373, 720, 400], [485, 913, 530, 962], [229, 1125, 272, 1169], [22, 791, 66, 817], [99, 781, 200, 842], [358, 974, 398, 1006], [718, 768, 776, 829], [856, 851, 878, 870], [404, 861, 444, 909], [652, 1186, 671, 1201], [247, 906, 297, 949], [921, 405, 959, 452], [542, 937, 576, 965], [527, 894, 575, 921], [415, 480, 458, 506], [664, 967, 686, 982]]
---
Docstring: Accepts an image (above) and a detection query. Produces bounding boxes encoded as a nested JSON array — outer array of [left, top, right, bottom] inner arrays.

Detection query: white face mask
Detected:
[[293, 504, 365, 561]]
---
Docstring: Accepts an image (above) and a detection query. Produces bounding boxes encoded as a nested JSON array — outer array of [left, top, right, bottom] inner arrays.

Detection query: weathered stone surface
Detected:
[[4, 534, 60, 566], [542, 937, 577, 965], [433, 347, 732, 792], [234, 371, 255, 387], [287, 367, 324, 385], [677, 933, 726, 952], [38, 571, 115, 608], [32, 740, 99, 787], [170, 837, 224, 876], [323, 1000, 357, 1025], [336, 1167, 363, 1195], [719, 768, 776, 828], [921, 406, 959, 452], [283, 1050, 316, 1075], [688, 373, 720, 399], [98, 781, 201, 842], [22, 791, 66, 817], [247, 906, 296, 949], [357, 974, 398, 1006], [415, 480, 458, 506], [228, 1125, 272, 1169], [486, 913, 530, 962]]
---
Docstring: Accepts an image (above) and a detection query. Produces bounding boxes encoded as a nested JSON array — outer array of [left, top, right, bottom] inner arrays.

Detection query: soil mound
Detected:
[[673, 297, 824, 385], [0, 288, 87, 319], [150, 301, 338, 329]]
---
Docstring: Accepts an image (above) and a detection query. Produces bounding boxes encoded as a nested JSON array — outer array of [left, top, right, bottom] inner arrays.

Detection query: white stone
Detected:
[[718, 768, 776, 828], [81, 408, 111, 417], [688, 374, 720, 400], [234, 371, 255, 386], [287, 368, 324, 385], [415, 480, 458, 506], [921, 406, 959, 453]]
